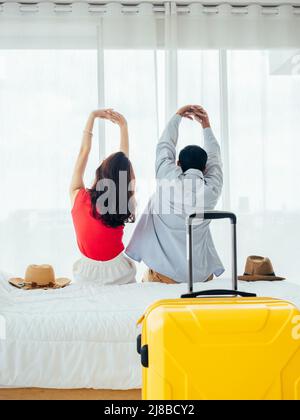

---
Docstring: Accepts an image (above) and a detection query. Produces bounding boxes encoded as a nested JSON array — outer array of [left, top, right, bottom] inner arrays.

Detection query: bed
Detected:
[[1, 270, 300, 399]]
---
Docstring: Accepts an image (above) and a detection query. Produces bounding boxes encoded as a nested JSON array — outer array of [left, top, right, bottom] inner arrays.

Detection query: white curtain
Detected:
[[0, 2, 299, 283], [0, 50, 98, 277], [227, 50, 300, 283], [1, 2, 300, 49]]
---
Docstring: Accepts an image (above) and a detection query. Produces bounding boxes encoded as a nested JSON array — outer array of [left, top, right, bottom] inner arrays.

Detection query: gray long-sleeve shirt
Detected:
[[126, 114, 224, 283]]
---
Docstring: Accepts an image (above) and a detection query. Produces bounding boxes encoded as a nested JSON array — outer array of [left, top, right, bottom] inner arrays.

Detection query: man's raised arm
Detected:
[[192, 106, 223, 204], [155, 105, 194, 180]]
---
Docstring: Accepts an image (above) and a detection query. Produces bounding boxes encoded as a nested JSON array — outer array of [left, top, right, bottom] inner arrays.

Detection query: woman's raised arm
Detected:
[[106, 110, 129, 157], [70, 109, 112, 205]]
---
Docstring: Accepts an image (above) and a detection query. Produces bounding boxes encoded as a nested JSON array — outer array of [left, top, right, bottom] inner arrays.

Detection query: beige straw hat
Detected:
[[9, 265, 71, 290]]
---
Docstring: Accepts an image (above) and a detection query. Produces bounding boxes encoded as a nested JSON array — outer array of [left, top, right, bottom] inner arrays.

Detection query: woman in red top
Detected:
[[70, 109, 136, 286]]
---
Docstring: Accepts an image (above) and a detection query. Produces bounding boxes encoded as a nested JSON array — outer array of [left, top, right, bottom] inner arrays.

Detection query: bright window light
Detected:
[[0, 48, 299, 282]]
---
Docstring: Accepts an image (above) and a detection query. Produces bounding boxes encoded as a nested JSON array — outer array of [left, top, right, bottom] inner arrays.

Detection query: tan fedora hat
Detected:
[[238, 256, 285, 282], [9, 265, 71, 290]]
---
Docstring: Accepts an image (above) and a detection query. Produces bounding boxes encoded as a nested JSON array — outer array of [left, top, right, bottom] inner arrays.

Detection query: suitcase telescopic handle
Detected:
[[181, 289, 257, 299], [184, 211, 239, 295], [187, 211, 237, 225]]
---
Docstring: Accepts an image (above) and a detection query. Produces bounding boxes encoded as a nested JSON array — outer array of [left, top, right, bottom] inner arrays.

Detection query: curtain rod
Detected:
[[0, 2, 300, 16], [1, 1, 299, 4]]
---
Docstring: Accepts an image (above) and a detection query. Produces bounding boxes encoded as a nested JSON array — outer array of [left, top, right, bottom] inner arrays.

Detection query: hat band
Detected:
[[244, 272, 276, 277], [22, 281, 55, 289]]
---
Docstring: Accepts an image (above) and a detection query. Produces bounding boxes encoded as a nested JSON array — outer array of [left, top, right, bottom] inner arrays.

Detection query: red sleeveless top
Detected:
[[72, 189, 124, 261]]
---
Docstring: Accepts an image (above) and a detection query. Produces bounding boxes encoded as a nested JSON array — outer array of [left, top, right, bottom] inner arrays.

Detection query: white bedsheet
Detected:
[[0, 270, 300, 390]]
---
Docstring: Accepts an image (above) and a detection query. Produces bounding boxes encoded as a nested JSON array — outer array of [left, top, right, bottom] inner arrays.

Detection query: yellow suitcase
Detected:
[[137, 212, 300, 400]]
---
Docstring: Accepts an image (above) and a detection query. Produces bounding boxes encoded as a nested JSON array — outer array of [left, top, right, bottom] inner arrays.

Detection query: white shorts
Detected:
[[73, 253, 137, 286]]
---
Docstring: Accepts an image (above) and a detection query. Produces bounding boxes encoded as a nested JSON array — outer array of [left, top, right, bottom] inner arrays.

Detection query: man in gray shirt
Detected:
[[126, 105, 224, 283]]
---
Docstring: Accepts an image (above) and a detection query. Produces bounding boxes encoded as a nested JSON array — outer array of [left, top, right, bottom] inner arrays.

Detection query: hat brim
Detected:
[[238, 275, 285, 282], [9, 277, 71, 290], [55, 278, 71, 288]]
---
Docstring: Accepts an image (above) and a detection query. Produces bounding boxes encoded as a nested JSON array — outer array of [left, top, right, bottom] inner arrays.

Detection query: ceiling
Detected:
[[2, 0, 300, 4]]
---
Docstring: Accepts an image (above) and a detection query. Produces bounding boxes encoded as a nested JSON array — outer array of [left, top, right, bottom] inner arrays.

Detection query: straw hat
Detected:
[[9, 265, 71, 290], [238, 256, 285, 282]]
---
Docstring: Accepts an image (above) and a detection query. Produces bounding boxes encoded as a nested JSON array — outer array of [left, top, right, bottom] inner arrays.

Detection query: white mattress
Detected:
[[0, 270, 300, 390]]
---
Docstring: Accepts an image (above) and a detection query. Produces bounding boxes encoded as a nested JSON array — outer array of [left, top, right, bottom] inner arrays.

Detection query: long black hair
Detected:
[[88, 152, 135, 228]]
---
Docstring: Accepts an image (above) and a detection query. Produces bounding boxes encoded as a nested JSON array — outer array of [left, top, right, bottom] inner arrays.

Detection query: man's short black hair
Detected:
[[178, 145, 208, 173]]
